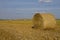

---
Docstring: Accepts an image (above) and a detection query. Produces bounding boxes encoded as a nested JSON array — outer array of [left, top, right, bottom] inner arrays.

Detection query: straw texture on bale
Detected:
[[32, 13, 56, 29]]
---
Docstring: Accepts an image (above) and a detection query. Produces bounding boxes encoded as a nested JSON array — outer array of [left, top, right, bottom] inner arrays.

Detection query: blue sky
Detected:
[[0, 0, 60, 19]]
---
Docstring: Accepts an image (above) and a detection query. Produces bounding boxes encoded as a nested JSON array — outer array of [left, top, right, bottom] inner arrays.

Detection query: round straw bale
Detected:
[[32, 13, 56, 29]]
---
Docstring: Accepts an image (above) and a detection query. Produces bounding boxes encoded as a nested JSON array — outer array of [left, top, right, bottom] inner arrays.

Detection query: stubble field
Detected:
[[0, 19, 60, 40]]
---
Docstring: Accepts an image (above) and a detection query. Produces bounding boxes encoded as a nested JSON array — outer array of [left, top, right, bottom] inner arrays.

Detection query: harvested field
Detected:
[[0, 19, 60, 40]]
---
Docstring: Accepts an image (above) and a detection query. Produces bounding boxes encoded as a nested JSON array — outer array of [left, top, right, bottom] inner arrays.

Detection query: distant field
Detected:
[[0, 19, 60, 40]]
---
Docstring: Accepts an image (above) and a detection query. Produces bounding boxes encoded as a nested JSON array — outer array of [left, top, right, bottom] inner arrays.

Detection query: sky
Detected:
[[0, 0, 60, 19]]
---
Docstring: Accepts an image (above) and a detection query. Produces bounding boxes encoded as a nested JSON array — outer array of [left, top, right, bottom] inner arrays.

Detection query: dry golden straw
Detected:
[[32, 13, 56, 29], [0, 28, 22, 40]]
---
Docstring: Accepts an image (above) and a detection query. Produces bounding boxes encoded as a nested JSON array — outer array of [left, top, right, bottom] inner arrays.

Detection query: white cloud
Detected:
[[39, 0, 52, 2]]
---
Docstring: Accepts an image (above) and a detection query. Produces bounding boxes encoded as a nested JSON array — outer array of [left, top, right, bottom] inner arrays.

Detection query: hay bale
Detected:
[[32, 13, 56, 29], [0, 28, 22, 40]]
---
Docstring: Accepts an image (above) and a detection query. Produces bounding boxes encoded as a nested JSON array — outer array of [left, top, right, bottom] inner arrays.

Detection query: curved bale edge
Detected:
[[32, 13, 43, 29]]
